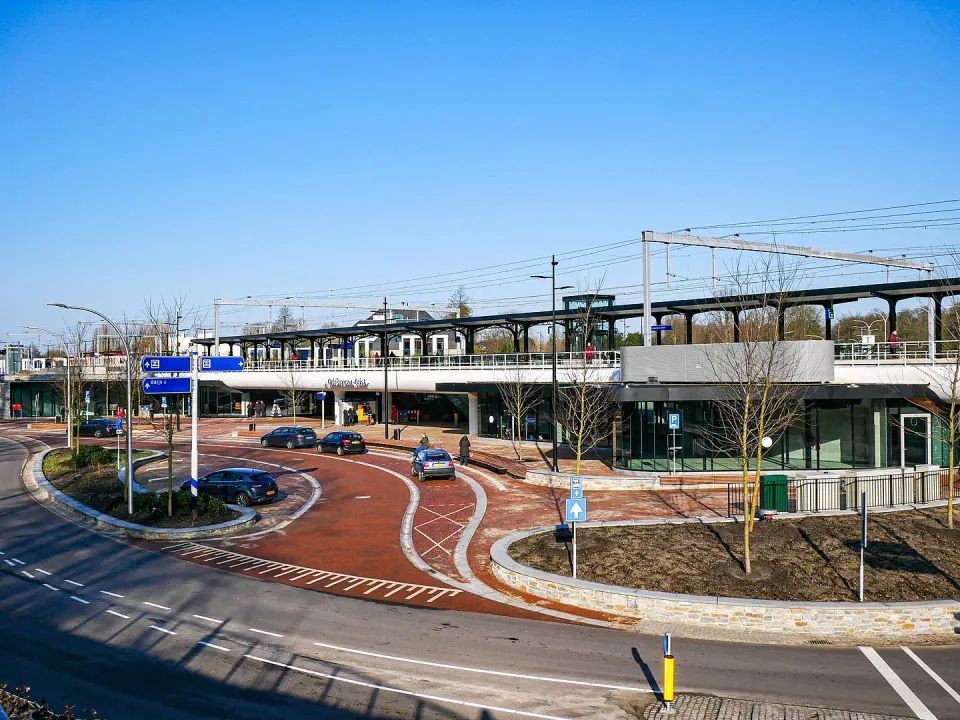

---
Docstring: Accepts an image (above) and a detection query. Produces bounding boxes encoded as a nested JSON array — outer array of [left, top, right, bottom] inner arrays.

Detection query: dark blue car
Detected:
[[181, 468, 278, 507]]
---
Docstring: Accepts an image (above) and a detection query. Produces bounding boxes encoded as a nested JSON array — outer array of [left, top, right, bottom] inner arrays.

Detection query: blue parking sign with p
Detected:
[[668, 413, 681, 430]]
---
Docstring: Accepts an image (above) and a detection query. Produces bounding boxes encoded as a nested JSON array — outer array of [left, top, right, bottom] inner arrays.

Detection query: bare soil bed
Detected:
[[43, 447, 240, 528], [509, 508, 960, 602]]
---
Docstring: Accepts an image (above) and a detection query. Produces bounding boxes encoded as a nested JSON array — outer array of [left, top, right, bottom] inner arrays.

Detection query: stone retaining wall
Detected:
[[490, 526, 960, 638], [524, 469, 661, 490]]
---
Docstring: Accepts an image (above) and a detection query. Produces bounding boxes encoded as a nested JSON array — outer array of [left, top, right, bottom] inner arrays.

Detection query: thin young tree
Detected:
[[701, 256, 808, 574], [279, 367, 310, 426], [496, 363, 539, 460], [448, 285, 473, 318]]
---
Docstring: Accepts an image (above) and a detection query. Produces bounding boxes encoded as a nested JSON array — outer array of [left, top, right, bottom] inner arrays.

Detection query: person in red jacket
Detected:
[[889, 330, 899, 358]]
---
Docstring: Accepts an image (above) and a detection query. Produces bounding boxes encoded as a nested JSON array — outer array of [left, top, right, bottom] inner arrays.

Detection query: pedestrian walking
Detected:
[[458, 435, 471, 466], [889, 330, 899, 358], [585, 342, 595, 363]]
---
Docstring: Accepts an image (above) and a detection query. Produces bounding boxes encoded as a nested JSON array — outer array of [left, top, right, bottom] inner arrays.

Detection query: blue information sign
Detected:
[[142, 377, 191, 394], [651, 324, 673, 332], [141, 356, 191, 373], [668, 412, 681, 430], [565, 497, 588, 523], [115, 417, 123, 432], [316, 392, 327, 400], [200, 356, 245, 372]]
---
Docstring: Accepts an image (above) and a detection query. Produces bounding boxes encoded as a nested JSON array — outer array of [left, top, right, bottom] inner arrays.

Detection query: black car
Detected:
[[317, 431, 367, 456], [78, 418, 119, 438], [180, 468, 278, 507], [260, 426, 317, 449]]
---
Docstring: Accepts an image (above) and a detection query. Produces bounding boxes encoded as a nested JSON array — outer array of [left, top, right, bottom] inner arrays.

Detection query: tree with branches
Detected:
[[448, 285, 473, 318], [279, 367, 309, 425], [700, 257, 808, 574], [496, 363, 539, 460]]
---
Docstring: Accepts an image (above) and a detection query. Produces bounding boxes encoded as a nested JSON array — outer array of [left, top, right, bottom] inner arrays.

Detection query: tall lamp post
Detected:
[[22, 325, 73, 451], [50, 303, 135, 515], [383, 298, 390, 440], [532, 256, 574, 472]]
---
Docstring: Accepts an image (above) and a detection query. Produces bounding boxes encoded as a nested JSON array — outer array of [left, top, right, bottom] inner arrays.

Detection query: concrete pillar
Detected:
[[466, 329, 475, 355], [684, 312, 695, 344], [887, 298, 898, 334], [732, 309, 741, 343], [824, 303, 833, 341], [468, 392, 479, 436], [333, 391, 343, 427], [522, 325, 530, 353], [934, 295, 943, 343], [512, 328, 520, 353]]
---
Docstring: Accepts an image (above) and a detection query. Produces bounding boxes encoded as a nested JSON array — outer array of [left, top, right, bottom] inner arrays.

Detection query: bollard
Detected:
[[662, 632, 675, 710]]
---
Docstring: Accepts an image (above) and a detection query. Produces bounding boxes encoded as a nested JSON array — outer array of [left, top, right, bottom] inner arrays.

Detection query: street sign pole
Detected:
[[572, 521, 577, 579], [190, 352, 199, 518], [859, 491, 867, 602]]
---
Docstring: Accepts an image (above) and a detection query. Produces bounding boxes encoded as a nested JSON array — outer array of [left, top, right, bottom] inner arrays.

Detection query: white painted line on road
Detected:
[[290, 571, 316, 582], [355, 495, 371, 499], [244, 654, 570, 720], [903, 647, 960, 706], [63, 580, 84, 588], [305, 573, 333, 585], [363, 581, 387, 595], [199, 641, 231, 652], [273, 568, 298, 579], [143, 601, 172, 611], [0, 550, 4, 555], [4, 559, 15, 566], [192, 614, 225, 624], [42, 583, 59, 591], [149, 625, 177, 636], [70, 596, 90, 605], [99, 590, 124, 599], [106, 610, 131, 619], [11, 558, 25, 565], [248, 628, 284, 638], [21, 570, 36, 579], [860, 647, 937, 720], [343, 579, 367, 591], [312, 641, 655, 692], [405, 587, 427, 600], [34, 568, 52, 576]]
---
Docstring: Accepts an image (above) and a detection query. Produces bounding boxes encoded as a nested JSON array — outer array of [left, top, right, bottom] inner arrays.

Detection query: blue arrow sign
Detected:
[[316, 392, 326, 400], [115, 417, 123, 432], [142, 356, 191, 373], [651, 324, 673, 332], [142, 377, 191, 394], [200, 356, 245, 372], [570, 475, 583, 499], [565, 497, 587, 523]]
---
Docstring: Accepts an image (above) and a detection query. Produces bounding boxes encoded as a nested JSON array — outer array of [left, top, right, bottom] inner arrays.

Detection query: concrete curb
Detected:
[[490, 517, 960, 638], [29, 448, 259, 540]]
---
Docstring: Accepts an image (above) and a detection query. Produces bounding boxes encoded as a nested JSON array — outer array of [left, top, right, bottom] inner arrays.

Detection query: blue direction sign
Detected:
[[315, 391, 326, 400], [651, 324, 673, 332], [115, 417, 123, 432], [570, 474, 584, 499], [668, 412, 681, 430], [142, 377, 191, 395], [200, 356, 245, 372], [142, 356, 191, 373], [565, 498, 587, 523]]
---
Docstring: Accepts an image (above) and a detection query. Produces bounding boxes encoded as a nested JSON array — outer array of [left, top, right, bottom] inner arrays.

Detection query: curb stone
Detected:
[[28, 448, 259, 540]]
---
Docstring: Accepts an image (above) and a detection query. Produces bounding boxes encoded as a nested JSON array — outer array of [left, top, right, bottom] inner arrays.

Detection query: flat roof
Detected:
[[197, 276, 960, 346]]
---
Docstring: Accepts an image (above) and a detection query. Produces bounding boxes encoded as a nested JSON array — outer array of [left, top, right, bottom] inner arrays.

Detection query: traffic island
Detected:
[[28, 448, 258, 540], [491, 511, 960, 639]]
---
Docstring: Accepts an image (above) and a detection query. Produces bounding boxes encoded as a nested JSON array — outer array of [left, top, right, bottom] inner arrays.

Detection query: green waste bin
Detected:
[[760, 474, 789, 512]]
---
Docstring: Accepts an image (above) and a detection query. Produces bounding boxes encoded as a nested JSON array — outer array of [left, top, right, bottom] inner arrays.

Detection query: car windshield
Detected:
[[297, 427, 314, 434], [344, 433, 363, 440], [250, 473, 274, 483], [425, 451, 450, 461]]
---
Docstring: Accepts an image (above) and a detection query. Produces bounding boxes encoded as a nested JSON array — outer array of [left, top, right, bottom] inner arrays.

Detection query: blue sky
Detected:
[[2, 1, 959, 337]]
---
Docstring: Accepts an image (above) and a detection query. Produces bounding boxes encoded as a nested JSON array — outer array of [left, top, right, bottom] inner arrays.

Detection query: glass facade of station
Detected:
[[614, 399, 953, 472]]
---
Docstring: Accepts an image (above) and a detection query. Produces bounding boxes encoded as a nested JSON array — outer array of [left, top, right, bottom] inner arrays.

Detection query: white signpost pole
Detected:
[[572, 521, 577, 579], [190, 352, 199, 516]]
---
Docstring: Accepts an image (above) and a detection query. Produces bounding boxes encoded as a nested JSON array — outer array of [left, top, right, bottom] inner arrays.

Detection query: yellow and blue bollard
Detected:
[[662, 632, 675, 710]]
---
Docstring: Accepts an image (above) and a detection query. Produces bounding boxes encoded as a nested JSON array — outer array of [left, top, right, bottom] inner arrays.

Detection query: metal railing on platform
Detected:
[[834, 340, 960, 365]]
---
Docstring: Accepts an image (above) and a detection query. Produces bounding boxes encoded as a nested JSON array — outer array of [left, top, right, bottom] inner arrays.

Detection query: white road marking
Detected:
[[99, 590, 124, 599], [192, 614, 225, 624], [43, 583, 59, 591], [21, 570, 35, 579], [150, 624, 177, 636], [355, 495, 371, 499], [0, 550, 4, 555], [248, 628, 284, 638], [34, 568, 52, 576], [199, 641, 231, 652], [3, 559, 15, 566], [902, 647, 960, 706], [311, 641, 654, 692], [860, 646, 937, 720], [64, 580, 84, 587], [70, 596, 90, 605], [244, 654, 570, 720], [11, 558, 25, 565], [106, 610, 131, 619], [143, 601, 172, 611]]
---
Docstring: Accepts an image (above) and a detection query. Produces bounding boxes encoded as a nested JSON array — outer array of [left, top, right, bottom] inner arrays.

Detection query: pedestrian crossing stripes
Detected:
[[161, 542, 462, 604]]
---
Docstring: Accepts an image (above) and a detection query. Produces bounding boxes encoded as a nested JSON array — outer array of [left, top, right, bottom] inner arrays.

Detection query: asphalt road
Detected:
[[1, 433, 959, 719]]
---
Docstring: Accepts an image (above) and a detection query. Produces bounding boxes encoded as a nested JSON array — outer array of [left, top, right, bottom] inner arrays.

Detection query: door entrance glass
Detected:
[[900, 414, 930, 466]]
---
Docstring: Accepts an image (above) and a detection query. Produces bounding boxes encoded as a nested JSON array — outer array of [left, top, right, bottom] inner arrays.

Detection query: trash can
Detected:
[[249, 422, 256, 431], [760, 474, 790, 512], [392, 428, 401, 440], [55, 414, 63, 423]]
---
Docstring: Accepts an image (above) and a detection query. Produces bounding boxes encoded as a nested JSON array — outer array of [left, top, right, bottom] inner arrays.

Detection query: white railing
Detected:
[[834, 340, 960, 365], [235, 350, 620, 372]]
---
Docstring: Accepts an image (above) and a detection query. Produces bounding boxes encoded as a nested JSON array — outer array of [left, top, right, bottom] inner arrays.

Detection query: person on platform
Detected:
[[459, 434, 471, 467]]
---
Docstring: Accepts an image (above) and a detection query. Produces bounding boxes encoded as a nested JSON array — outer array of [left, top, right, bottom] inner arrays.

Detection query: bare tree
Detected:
[[52, 323, 93, 452], [448, 285, 473, 318], [496, 363, 539, 460], [700, 256, 808, 574], [554, 290, 616, 474], [272, 306, 297, 332], [279, 368, 310, 426]]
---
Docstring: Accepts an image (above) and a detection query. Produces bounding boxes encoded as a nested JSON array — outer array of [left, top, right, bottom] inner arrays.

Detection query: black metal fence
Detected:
[[725, 469, 957, 517]]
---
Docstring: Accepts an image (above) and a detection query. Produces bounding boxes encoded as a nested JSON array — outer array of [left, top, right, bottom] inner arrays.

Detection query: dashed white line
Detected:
[[192, 614, 225, 624], [3, 559, 14, 566], [902, 647, 960, 706], [149, 625, 177, 636], [64, 580, 84, 588], [244, 654, 569, 720], [42, 583, 59, 592], [106, 610, 131, 619], [11, 558, 25, 565], [34, 568, 52, 576], [355, 495, 371, 499], [199, 641, 231, 652], [70, 596, 90, 605], [21, 570, 35, 579], [99, 590, 124, 599], [860, 646, 937, 720], [143, 601, 172, 611], [248, 628, 284, 638]]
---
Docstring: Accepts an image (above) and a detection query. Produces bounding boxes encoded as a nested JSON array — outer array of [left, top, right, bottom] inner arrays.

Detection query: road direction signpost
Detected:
[[859, 492, 868, 602], [651, 324, 673, 332], [668, 412, 681, 474], [569, 474, 583, 499], [316, 391, 327, 428], [115, 416, 123, 472], [200, 356, 245, 372], [565, 496, 588, 578], [141, 356, 191, 373], [142, 377, 192, 394], [84, 390, 90, 418]]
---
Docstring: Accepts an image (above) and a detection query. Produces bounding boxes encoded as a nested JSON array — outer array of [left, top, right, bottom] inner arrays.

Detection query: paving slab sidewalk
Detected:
[[643, 694, 912, 720]]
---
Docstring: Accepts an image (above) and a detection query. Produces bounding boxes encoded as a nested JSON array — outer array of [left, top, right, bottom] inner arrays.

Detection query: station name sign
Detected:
[[327, 378, 370, 389]]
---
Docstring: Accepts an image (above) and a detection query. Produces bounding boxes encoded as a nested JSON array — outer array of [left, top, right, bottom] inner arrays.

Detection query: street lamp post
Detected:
[[22, 325, 72, 451], [532, 257, 574, 473], [383, 298, 390, 440], [50, 303, 135, 515]]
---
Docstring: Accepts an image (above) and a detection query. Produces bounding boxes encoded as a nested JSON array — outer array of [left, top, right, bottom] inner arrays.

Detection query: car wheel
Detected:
[[286, 440, 294, 449], [261, 439, 268, 447], [418, 471, 425, 483], [317, 445, 325, 454], [411, 465, 417, 476], [94, 430, 103, 438], [336, 446, 345, 456], [235, 491, 252, 507]]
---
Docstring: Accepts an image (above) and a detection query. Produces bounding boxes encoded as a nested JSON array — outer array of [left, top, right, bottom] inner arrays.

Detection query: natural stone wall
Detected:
[[524, 469, 661, 491], [491, 528, 960, 637]]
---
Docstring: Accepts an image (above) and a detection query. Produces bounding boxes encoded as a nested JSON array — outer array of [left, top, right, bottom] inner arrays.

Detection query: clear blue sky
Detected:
[[2, 1, 959, 337]]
